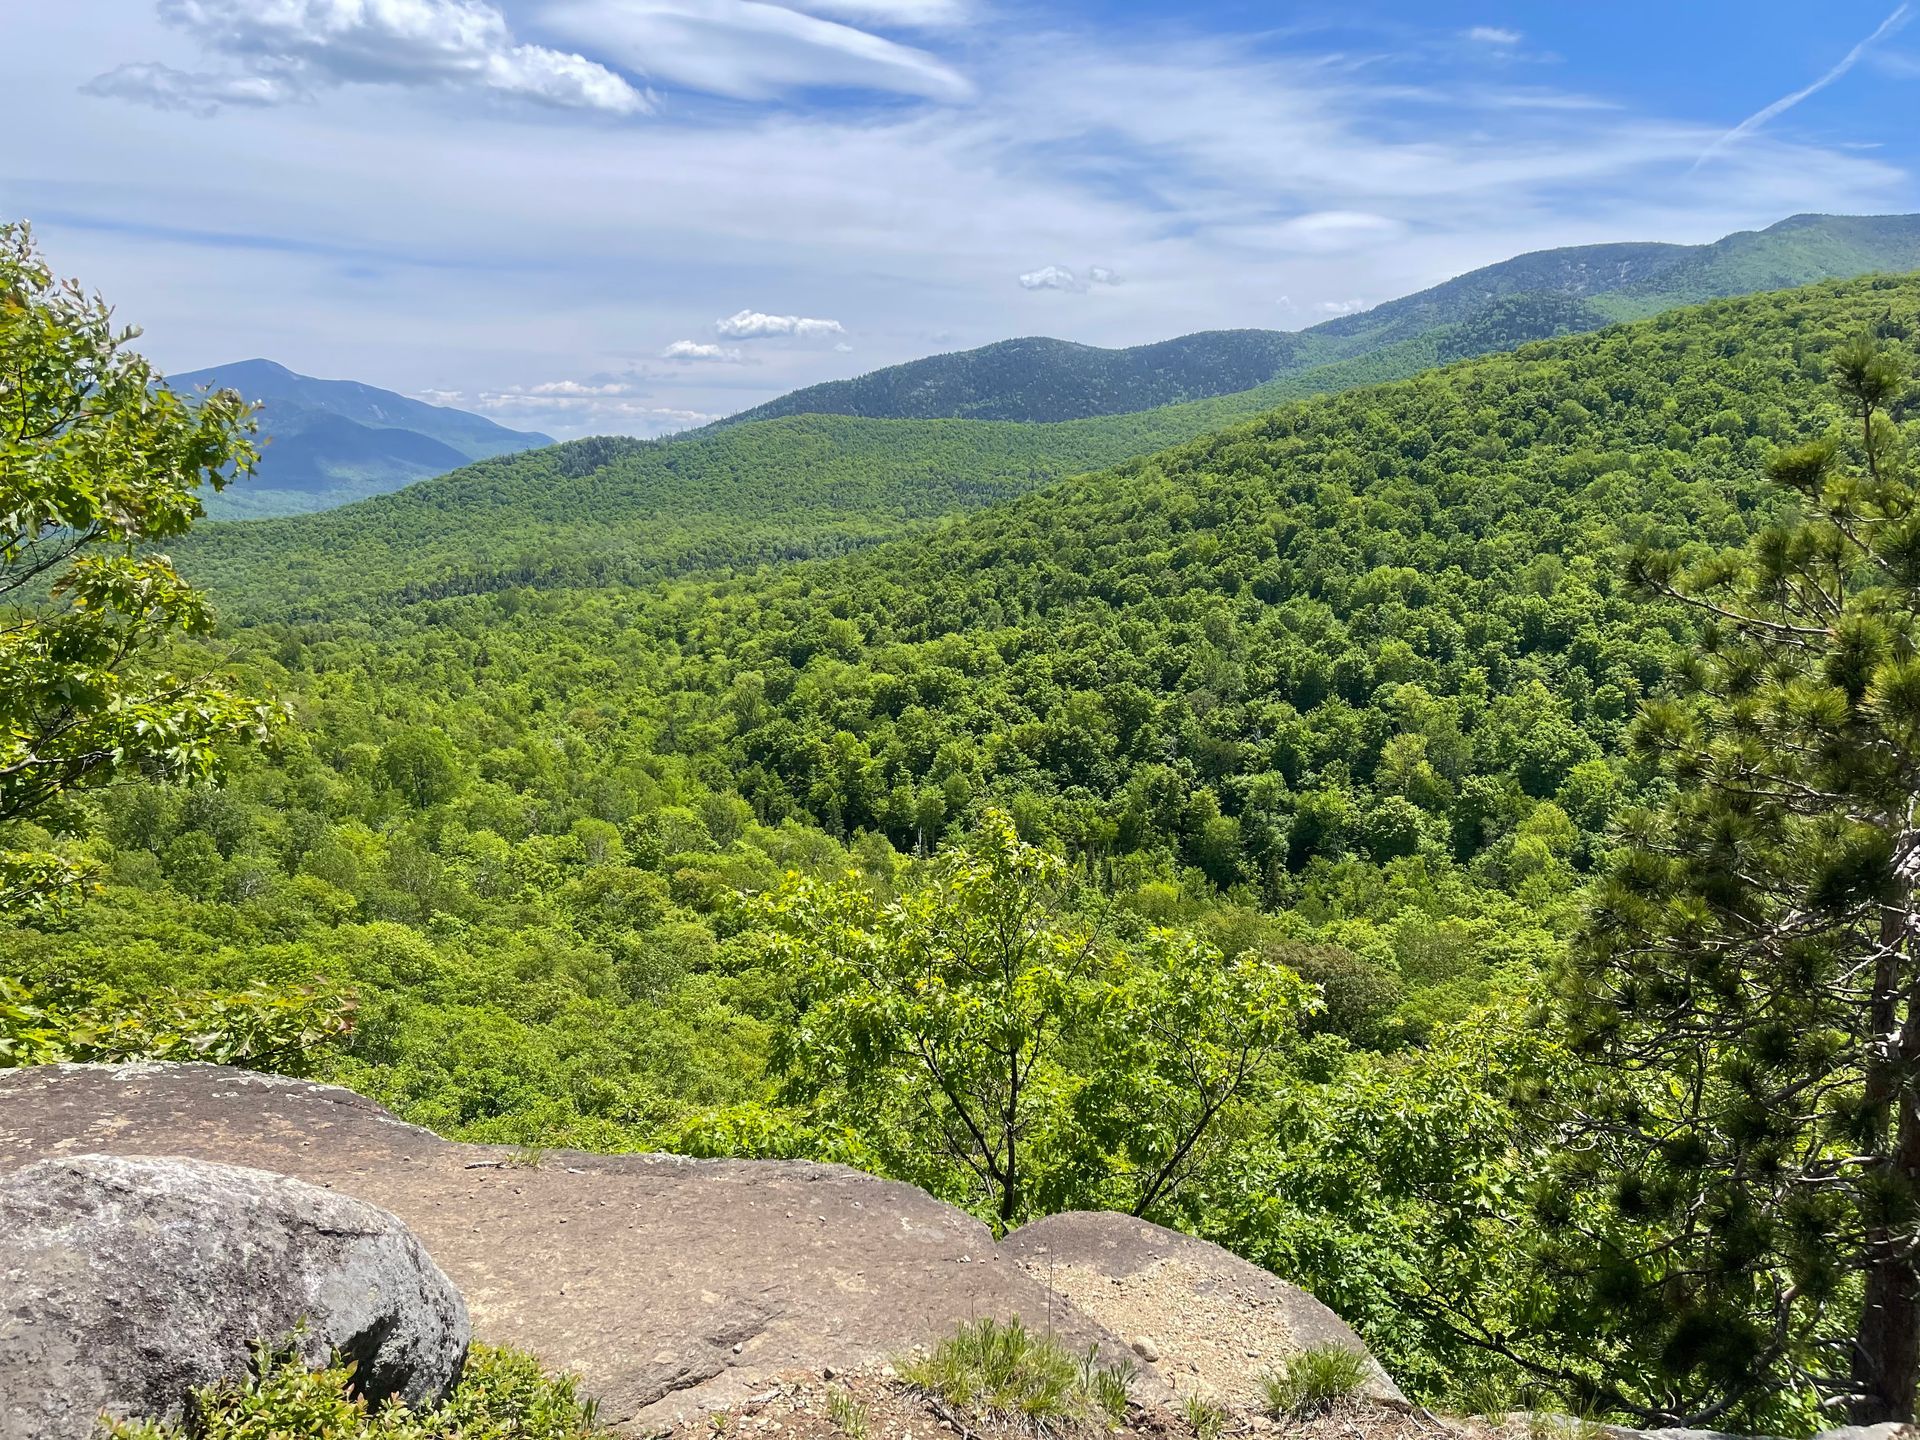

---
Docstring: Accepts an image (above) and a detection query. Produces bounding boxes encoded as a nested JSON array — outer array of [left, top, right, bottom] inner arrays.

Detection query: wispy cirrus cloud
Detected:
[[773, 0, 972, 28], [84, 61, 302, 115], [539, 0, 973, 102], [1697, 3, 1912, 168]]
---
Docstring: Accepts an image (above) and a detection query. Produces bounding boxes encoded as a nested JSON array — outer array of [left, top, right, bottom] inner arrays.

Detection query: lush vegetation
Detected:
[[106, 1343, 608, 1440], [725, 329, 1322, 426], [19, 234, 1920, 1431]]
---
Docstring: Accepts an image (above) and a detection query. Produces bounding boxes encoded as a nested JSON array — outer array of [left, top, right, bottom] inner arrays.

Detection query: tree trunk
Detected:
[[1853, 827, 1920, 1422], [1851, 1089, 1920, 1423]]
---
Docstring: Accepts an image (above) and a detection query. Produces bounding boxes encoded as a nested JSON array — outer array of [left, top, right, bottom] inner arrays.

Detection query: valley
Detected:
[[17, 238, 1920, 1425]]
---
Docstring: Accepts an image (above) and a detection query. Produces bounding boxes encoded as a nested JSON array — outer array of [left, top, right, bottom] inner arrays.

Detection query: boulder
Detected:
[[1003, 1210, 1404, 1411], [0, 1152, 469, 1440]]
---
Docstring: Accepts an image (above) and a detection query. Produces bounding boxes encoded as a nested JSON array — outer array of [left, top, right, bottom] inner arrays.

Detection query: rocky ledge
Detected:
[[0, 1063, 1388, 1434]]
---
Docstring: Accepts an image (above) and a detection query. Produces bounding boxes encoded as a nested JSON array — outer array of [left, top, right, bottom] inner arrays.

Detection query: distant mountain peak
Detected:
[[167, 360, 552, 520]]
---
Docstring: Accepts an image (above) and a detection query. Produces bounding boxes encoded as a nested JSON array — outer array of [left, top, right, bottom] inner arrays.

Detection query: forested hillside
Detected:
[[150, 295, 1786, 619], [723, 212, 1920, 426], [175, 410, 1202, 616], [16, 270, 1920, 1430]]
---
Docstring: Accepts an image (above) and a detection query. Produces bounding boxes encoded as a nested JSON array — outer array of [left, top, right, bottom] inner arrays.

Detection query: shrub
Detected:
[[103, 1342, 606, 1439], [1180, 1394, 1227, 1440]]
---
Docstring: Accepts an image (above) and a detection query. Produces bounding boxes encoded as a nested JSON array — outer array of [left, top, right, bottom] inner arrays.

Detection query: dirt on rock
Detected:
[[1003, 1213, 1404, 1413]]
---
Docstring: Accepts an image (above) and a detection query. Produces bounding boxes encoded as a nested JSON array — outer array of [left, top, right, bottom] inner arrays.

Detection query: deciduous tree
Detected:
[[1, 223, 278, 918]]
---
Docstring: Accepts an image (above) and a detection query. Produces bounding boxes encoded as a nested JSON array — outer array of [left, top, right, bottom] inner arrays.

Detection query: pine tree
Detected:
[[1553, 334, 1920, 1424]]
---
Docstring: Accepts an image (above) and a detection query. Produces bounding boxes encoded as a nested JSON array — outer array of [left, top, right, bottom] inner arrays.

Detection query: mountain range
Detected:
[[175, 212, 1920, 612], [167, 359, 551, 520], [173, 211, 1920, 538], [721, 212, 1920, 427]]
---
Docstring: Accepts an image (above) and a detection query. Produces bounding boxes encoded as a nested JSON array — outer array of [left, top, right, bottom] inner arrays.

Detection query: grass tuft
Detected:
[[827, 1386, 870, 1440], [900, 1318, 1133, 1430], [1180, 1394, 1227, 1440], [1260, 1345, 1369, 1420]]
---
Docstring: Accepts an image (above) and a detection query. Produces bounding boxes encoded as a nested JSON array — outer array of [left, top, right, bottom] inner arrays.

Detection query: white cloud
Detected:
[[661, 339, 748, 363], [91, 0, 650, 115], [1018, 264, 1080, 291], [1019, 264, 1120, 292], [834, 342, 855, 352], [1465, 26, 1522, 46], [1318, 299, 1369, 316], [715, 308, 845, 338], [531, 378, 636, 393], [540, 0, 972, 102]]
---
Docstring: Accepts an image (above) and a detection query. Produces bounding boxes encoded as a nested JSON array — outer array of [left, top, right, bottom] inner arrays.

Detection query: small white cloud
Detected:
[[662, 340, 748, 363], [715, 309, 845, 339], [415, 387, 468, 405], [1317, 299, 1369, 317], [1019, 264, 1121, 293], [1018, 264, 1081, 292], [530, 379, 635, 393], [91, 0, 651, 116], [834, 342, 855, 353], [1465, 26, 1522, 45]]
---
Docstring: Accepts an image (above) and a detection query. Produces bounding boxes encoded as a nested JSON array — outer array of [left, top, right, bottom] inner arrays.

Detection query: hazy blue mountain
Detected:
[[169, 359, 551, 519], [721, 212, 1920, 426]]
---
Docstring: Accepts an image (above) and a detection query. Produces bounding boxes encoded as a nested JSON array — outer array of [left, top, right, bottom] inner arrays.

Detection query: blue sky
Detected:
[[4, 1, 1919, 437]]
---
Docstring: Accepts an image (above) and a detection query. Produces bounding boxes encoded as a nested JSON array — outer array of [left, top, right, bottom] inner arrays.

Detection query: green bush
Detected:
[[103, 1342, 606, 1439], [0, 976, 352, 1074]]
